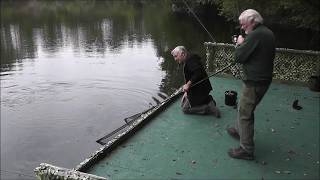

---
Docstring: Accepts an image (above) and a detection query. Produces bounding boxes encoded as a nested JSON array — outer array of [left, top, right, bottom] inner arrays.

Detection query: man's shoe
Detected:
[[228, 147, 254, 160], [226, 127, 240, 140]]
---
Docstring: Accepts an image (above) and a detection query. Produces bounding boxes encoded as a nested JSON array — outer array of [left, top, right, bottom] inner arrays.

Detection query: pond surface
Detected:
[[0, 0, 316, 179]]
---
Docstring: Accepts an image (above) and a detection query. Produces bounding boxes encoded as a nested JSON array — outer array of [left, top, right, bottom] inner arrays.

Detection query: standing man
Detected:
[[171, 46, 221, 118], [227, 9, 275, 160]]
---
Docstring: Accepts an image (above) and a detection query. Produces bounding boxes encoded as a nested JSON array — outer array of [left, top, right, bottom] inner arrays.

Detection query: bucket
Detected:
[[225, 90, 237, 106]]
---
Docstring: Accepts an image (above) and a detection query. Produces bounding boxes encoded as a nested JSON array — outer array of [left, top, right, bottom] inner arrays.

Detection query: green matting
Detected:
[[86, 77, 319, 179]]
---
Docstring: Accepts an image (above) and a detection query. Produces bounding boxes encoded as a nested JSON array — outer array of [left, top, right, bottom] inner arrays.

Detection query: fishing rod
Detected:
[[182, 0, 244, 44], [189, 62, 234, 89], [181, 0, 241, 77], [181, 0, 216, 43]]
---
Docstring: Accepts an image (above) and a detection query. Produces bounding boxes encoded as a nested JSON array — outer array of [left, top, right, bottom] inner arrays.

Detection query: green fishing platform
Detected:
[[34, 43, 320, 180], [81, 76, 319, 179]]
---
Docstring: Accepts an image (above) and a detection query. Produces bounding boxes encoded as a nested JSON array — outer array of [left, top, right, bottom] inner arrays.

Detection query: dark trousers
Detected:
[[235, 81, 271, 153], [181, 94, 209, 114]]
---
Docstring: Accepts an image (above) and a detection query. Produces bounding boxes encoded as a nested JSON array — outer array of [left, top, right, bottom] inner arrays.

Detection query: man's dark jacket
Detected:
[[184, 54, 212, 106], [235, 24, 275, 82]]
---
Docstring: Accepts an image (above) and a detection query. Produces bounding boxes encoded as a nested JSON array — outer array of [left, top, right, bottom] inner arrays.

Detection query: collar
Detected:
[[253, 23, 262, 30]]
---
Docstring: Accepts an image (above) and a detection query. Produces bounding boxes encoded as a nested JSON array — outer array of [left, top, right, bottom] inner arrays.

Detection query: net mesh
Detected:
[[204, 42, 320, 82]]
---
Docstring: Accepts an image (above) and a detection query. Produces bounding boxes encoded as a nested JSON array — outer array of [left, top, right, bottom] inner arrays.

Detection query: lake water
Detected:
[[0, 0, 317, 179]]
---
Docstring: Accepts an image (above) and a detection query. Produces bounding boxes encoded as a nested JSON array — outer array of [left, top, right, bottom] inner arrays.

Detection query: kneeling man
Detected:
[[171, 46, 221, 118]]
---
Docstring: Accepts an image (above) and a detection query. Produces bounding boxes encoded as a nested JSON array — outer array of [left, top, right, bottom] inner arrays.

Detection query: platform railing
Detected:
[[204, 42, 320, 83]]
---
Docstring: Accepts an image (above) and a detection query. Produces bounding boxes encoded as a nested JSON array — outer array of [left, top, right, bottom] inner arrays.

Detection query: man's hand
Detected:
[[183, 81, 191, 92], [237, 35, 245, 45]]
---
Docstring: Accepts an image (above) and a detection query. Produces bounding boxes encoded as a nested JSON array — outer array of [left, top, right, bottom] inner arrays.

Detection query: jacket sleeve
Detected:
[[235, 33, 259, 64]]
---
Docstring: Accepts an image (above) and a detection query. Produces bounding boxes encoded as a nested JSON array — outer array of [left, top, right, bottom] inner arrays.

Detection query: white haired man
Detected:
[[171, 46, 221, 118], [227, 9, 275, 160]]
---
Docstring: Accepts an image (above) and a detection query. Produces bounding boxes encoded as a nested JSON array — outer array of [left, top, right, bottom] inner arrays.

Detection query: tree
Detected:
[[189, 0, 320, 31]]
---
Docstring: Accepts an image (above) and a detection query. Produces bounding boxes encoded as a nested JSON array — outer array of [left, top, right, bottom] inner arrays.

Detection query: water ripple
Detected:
[[1, 77, 164, 109]]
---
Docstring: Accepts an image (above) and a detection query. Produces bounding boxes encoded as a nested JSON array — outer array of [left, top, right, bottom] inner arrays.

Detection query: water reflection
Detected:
[[1, 0, 234, 74], [1, 1, 151, 69]]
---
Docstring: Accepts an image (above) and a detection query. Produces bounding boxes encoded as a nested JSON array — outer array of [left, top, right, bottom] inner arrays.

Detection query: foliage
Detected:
[[188, 0, 320, 31]]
